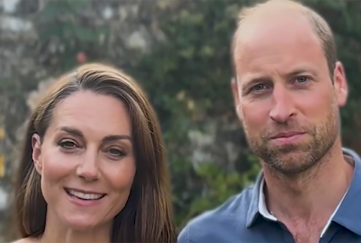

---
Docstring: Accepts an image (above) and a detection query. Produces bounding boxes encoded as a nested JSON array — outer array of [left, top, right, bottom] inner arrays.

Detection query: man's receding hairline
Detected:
[[231, 0, 337, 77], [232, 1, 308, 63], [234, 0, 321, 50]]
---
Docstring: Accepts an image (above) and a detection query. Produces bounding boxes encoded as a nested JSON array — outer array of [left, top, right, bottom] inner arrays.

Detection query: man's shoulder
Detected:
[[178, 185, 256, 242]]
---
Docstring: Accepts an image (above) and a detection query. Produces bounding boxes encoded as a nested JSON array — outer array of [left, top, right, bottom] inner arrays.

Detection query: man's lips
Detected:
[[270, 131, 305, 139]]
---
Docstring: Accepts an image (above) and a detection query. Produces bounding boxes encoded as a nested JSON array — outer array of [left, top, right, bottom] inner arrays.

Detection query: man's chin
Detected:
[[263, 152, 319, 175], [268, 142, 310, 154]]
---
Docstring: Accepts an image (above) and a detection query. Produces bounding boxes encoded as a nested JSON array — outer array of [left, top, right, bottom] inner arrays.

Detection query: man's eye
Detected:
[[295, 76, 309, 83], [250, 84, 269, 92]]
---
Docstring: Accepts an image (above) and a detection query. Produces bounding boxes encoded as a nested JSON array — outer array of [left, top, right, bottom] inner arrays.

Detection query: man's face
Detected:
[[232, 12, 348, 175]]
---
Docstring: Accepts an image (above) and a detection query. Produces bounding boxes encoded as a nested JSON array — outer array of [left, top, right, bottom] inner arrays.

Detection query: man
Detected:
[[178, 0, 361, 242]]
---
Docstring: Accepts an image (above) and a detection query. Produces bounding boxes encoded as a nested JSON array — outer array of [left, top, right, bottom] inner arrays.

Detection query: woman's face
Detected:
[[32, 91, 136, 230]]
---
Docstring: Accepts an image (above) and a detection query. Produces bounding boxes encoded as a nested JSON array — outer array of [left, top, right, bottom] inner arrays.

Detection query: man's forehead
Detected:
[[236, 10, 314, 47], [234, 13, 321, 67], [239, 0, 306, 22]]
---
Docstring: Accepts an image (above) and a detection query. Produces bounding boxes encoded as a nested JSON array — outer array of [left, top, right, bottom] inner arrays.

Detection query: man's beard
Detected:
[[244, 108, 339, 176]]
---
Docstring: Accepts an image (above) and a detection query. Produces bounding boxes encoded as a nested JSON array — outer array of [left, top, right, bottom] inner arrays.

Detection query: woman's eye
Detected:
[[59, 140, 77, 149], [108, 148, 126, 157]]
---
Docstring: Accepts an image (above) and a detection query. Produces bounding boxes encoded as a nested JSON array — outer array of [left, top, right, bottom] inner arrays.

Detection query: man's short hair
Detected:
[[231, 0, 337, 78]]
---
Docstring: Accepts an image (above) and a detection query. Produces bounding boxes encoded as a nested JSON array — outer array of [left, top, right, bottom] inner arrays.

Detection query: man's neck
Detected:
[[263, 145, 354, 229]]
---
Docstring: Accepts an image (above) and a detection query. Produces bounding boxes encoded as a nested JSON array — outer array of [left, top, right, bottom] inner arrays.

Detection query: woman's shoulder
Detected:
[[9, 237, 38, 243]]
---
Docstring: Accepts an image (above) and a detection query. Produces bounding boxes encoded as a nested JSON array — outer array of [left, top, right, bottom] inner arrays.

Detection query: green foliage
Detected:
[[37, 0, 110, 70], [135, 0, 246, 118], [129, 0, 259, 228], [178, 160, 260, 225]]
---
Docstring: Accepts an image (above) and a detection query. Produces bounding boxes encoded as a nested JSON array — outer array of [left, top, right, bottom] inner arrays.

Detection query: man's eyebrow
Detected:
[[285, 68, 317, 79]]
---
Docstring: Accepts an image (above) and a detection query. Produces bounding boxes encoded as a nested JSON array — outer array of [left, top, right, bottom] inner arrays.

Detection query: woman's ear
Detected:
[[32, 133, 43, 175]]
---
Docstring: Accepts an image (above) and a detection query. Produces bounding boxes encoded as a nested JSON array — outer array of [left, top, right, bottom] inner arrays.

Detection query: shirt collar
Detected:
[[258, 178, 277, 221], [246, 172, 263, 228], [332, 148, 361, 236], [246, 147, 361, 236], [257, 175, 348, 238]]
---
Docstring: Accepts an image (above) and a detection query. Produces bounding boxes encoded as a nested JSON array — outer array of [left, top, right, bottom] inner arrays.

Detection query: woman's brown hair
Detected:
[[14, 63, 177, 242]]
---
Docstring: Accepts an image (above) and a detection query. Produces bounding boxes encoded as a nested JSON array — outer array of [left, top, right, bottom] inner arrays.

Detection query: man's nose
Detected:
[[269, 86, 296, 123]]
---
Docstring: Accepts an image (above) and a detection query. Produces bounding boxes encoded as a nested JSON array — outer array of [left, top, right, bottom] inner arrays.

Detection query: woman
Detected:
[[12, 63, 177, 243]]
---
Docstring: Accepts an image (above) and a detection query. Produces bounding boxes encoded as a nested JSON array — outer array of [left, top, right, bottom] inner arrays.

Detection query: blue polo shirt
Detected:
[[178, 148, 361, 243]]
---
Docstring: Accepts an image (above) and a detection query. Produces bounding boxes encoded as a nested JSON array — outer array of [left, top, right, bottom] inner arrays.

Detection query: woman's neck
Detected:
[[38, 211, 112, 243]]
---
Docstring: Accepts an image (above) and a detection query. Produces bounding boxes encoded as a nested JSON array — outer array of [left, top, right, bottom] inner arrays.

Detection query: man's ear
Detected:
[[231, 77, 243, 121], [333, 61, 348, 107], [32, 133, 43, 175]]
